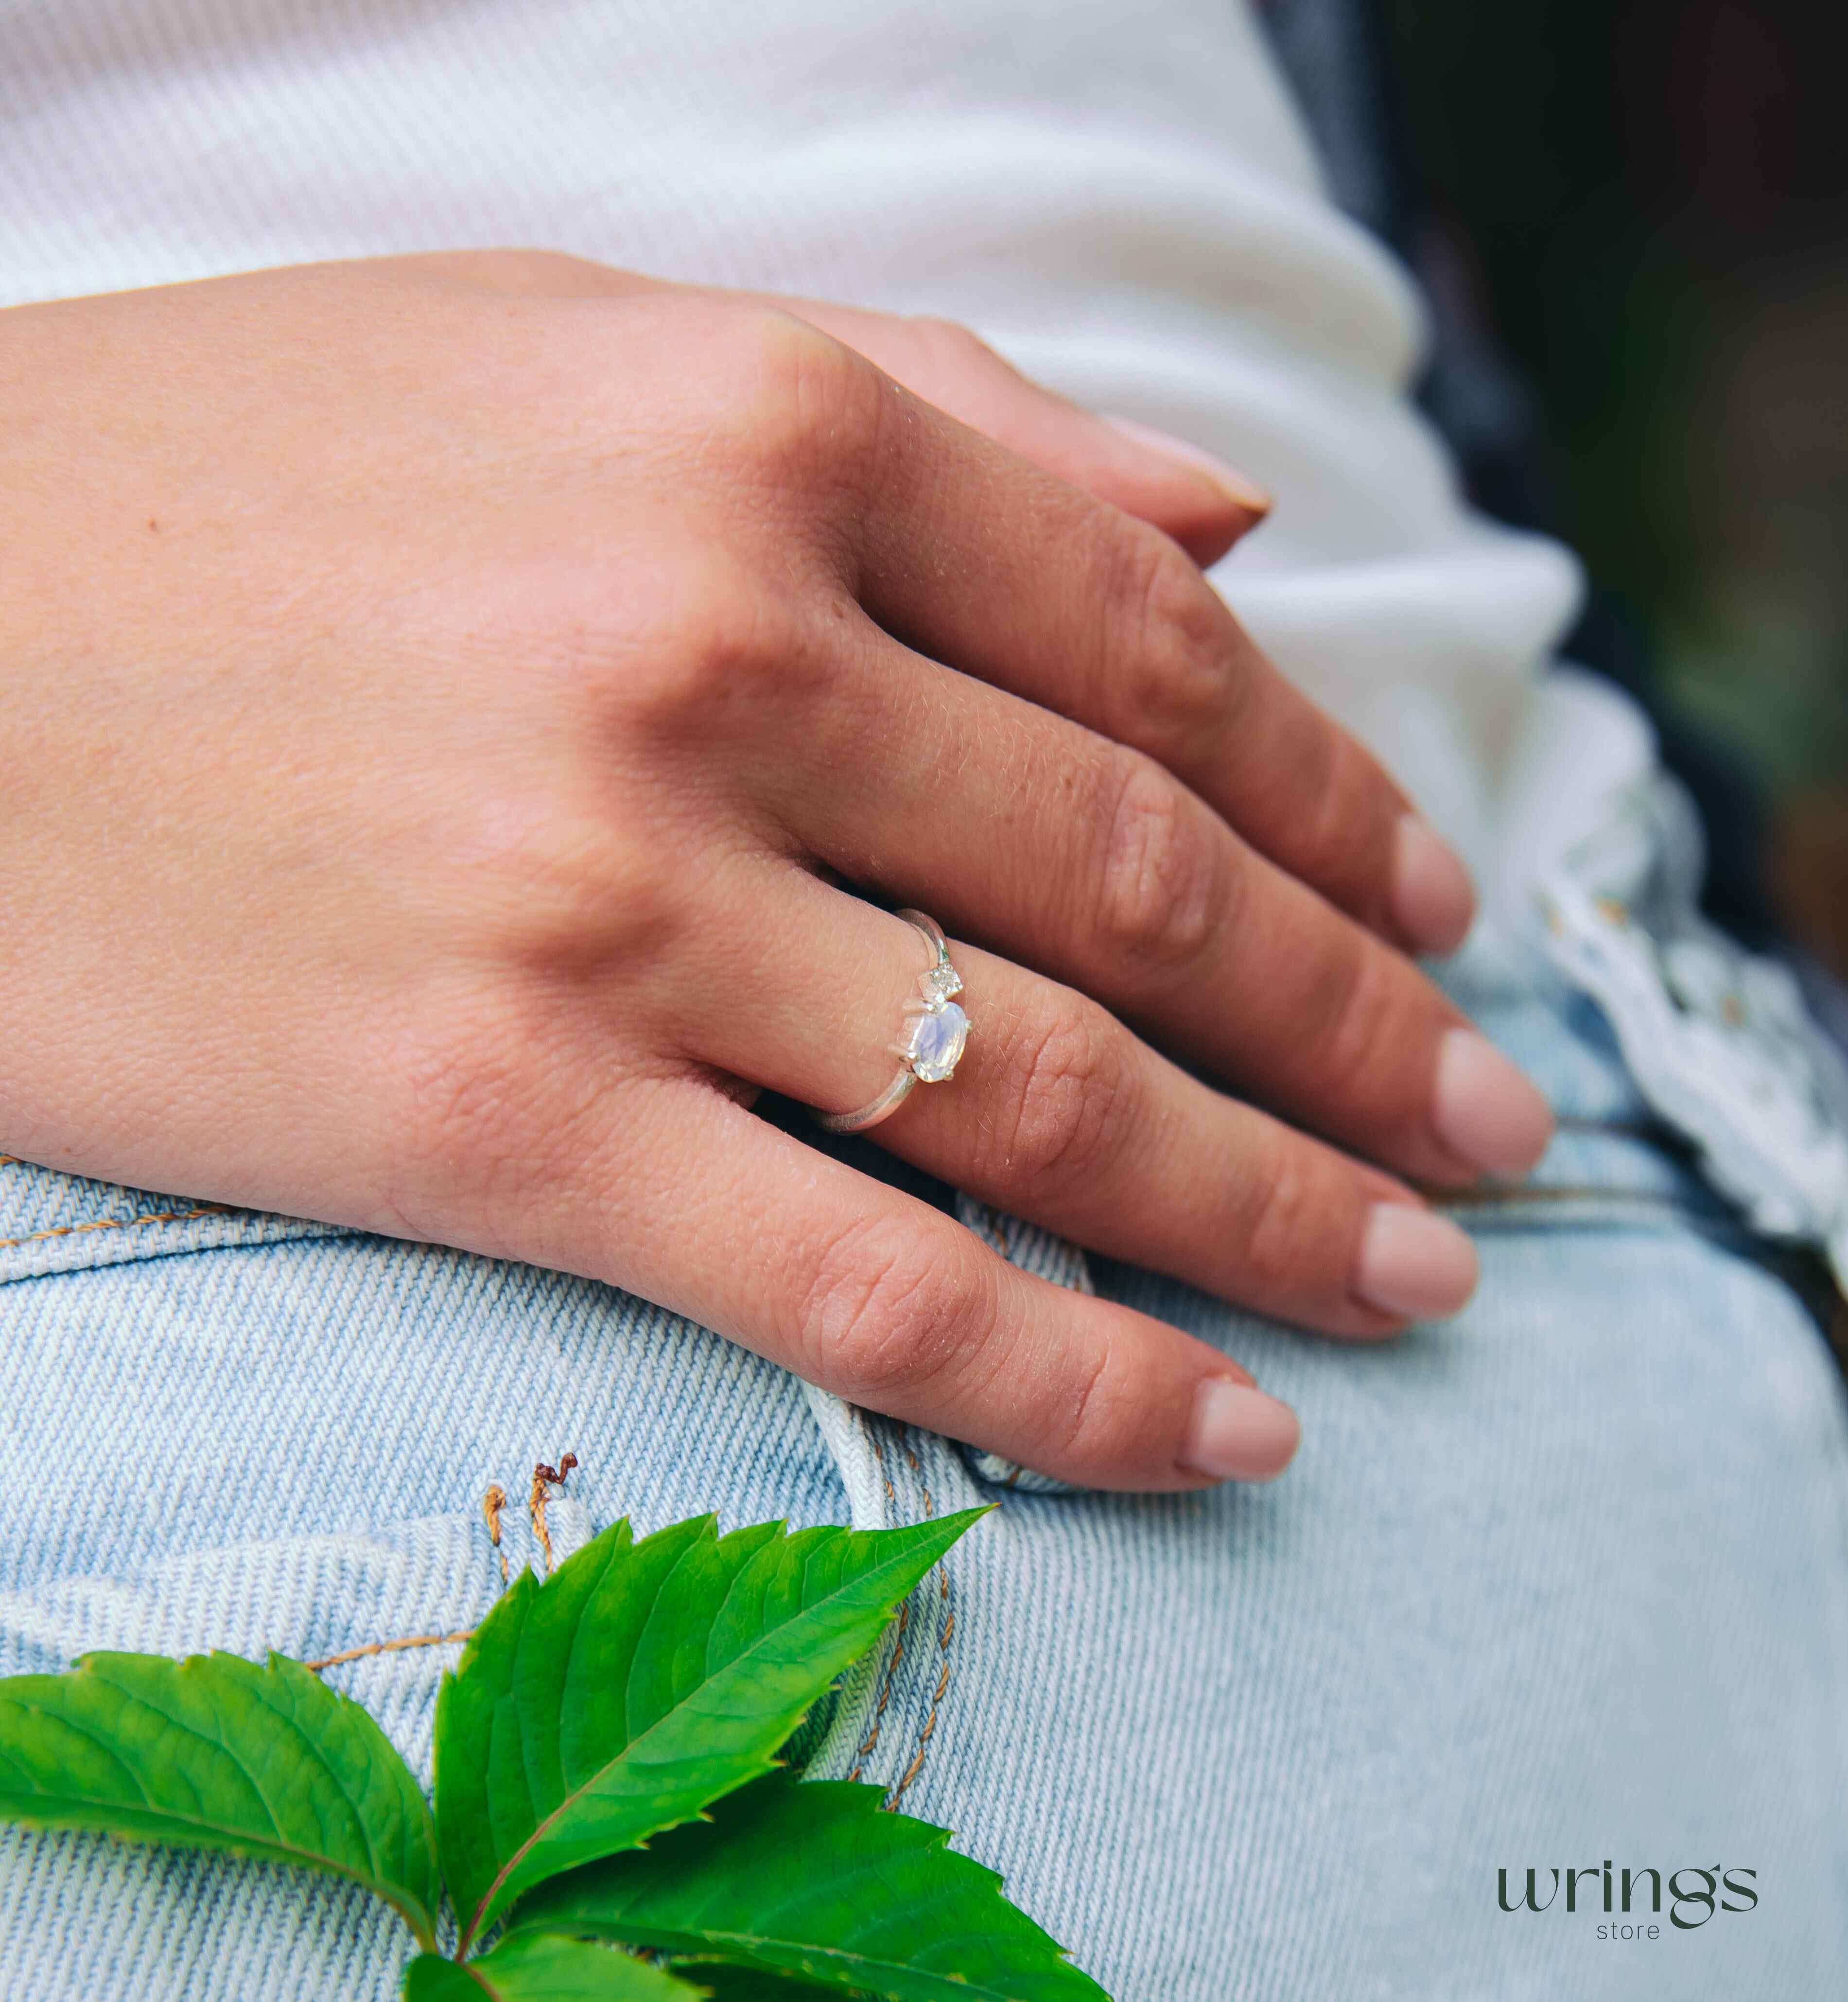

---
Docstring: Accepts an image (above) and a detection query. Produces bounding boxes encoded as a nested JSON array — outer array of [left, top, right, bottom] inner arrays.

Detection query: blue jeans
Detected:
[[4, 943, 1847, 1999]]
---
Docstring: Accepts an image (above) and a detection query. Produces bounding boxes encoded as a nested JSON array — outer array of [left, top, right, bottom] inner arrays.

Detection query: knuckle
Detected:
[[799, 1219, 991, 1404], [1098, 522, 1238, 745], [452, 246, 603, 292], [1091, 752, 1225, 977], [902, 314, 1008, 385], [907, 313, 998, 357], [577, 555, 827, 738], [989, 991, 1135, 1191], [1234, 1143, 1325, 1299], [495, 802, 686, 971], [1289, 727, 1371, 890], [1303, 933, 1410, 1105], [382, 1005, 669, 1233], [725, 308, 889, 492], [385, 997, 549, 1186], [1042, 1326, 1136, 1470]]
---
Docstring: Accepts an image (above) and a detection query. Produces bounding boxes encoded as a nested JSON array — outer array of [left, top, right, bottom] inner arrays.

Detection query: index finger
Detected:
[[833, 363, 1476, 956]]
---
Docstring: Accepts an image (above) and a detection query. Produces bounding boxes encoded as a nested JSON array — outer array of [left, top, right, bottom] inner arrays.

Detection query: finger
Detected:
[[673, 868, 1481, 1333], [400, 254, 1268, 564], [762, 625, 1551, 1186], [563, 1071, 1299, 1492], [772, 301, 1270, 566], [823, 362, 1477, 954], [399, 271, 1461, 947]]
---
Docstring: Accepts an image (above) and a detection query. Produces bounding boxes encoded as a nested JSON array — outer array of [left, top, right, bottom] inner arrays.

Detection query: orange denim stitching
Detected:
[[887, 1439, 956, 1808], [847, 1423, 907, 1782], [889, 1568, 953, 1806], [304, 1472, 536, 1671], [845, 1597, 909, 1778], [0, 1204, 229, 1253], [302, 1629, 475, 1673], [845, 1425, 961, 1805]]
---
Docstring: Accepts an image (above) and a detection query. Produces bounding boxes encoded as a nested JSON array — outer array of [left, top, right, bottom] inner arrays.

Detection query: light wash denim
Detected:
[[4, 937, 1848, 2001]]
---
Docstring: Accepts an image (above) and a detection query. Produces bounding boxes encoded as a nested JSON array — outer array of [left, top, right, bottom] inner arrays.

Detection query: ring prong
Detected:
[[809, 909, 967, 1132]]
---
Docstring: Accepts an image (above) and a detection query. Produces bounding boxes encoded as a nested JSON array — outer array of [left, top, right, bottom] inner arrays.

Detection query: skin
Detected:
[[0, 252, 1548, 1490]]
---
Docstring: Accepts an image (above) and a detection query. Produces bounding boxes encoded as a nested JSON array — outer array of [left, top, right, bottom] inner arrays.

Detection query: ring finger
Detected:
[[759, 623, 1554, 1189], [678, 864, 1480, 1337]]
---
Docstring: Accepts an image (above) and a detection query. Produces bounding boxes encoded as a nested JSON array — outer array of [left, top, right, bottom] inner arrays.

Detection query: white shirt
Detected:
[[1, 0, 1587, 878], [13, 0, 1847, 1276]]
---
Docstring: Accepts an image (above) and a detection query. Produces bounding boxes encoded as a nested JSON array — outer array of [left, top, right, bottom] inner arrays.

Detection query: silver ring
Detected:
[[812, 909, 971, 1134]]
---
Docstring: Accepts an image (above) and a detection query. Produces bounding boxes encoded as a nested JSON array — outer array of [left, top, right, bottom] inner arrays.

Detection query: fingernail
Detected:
[[1179, 1376, 1300, 1482], [1433, 1028, 1555, 1178], [1103, 415, 1272, 515], [1353, 1202, 1479, 1320], [1393, 815, 1476, 955]]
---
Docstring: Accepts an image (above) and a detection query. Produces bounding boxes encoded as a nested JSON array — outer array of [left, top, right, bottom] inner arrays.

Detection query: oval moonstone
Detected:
[[907, 1002, 969, 1083]]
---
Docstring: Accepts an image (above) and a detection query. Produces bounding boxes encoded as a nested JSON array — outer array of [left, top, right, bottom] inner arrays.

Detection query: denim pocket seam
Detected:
[[0, 1205, 358, 1290], [844, 1423, 909, 1783], [0, 1202, 231, 1254], [856, 1426, 957, 1809]]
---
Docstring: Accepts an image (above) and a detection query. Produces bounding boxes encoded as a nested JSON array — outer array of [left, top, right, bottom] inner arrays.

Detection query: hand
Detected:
[[0, 254, 1551, 1489]]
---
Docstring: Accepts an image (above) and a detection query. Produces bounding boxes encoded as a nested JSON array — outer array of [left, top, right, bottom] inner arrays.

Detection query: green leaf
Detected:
[[0, 1650, 440, 1949], [438, 1510, 984, 1953], [403, 1932, 701, 2001], [668, 1972, 846, 2002], [509, 1772, 1109, 2002]]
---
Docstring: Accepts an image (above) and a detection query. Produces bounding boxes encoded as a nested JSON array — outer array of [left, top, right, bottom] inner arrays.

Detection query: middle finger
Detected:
[[769, 620, 1553, 1188]]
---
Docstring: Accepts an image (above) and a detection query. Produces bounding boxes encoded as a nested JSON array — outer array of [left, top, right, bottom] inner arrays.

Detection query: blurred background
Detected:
[[1262, 0, 1848, 993]]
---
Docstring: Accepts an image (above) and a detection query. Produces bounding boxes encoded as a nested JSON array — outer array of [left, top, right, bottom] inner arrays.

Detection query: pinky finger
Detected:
[[578, 1075, 1300, 1493]]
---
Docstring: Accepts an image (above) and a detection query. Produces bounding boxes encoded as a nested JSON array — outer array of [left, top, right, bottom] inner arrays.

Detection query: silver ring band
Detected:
[[812, 909, 971, 1134]]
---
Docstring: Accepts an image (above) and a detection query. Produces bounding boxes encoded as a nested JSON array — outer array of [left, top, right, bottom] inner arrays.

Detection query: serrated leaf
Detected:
[[438, 1510, 984, 1953], [509, 1772, 1109, 2002], [0, 1650, 439, 1948], [403, 1933, 700, 2001]]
